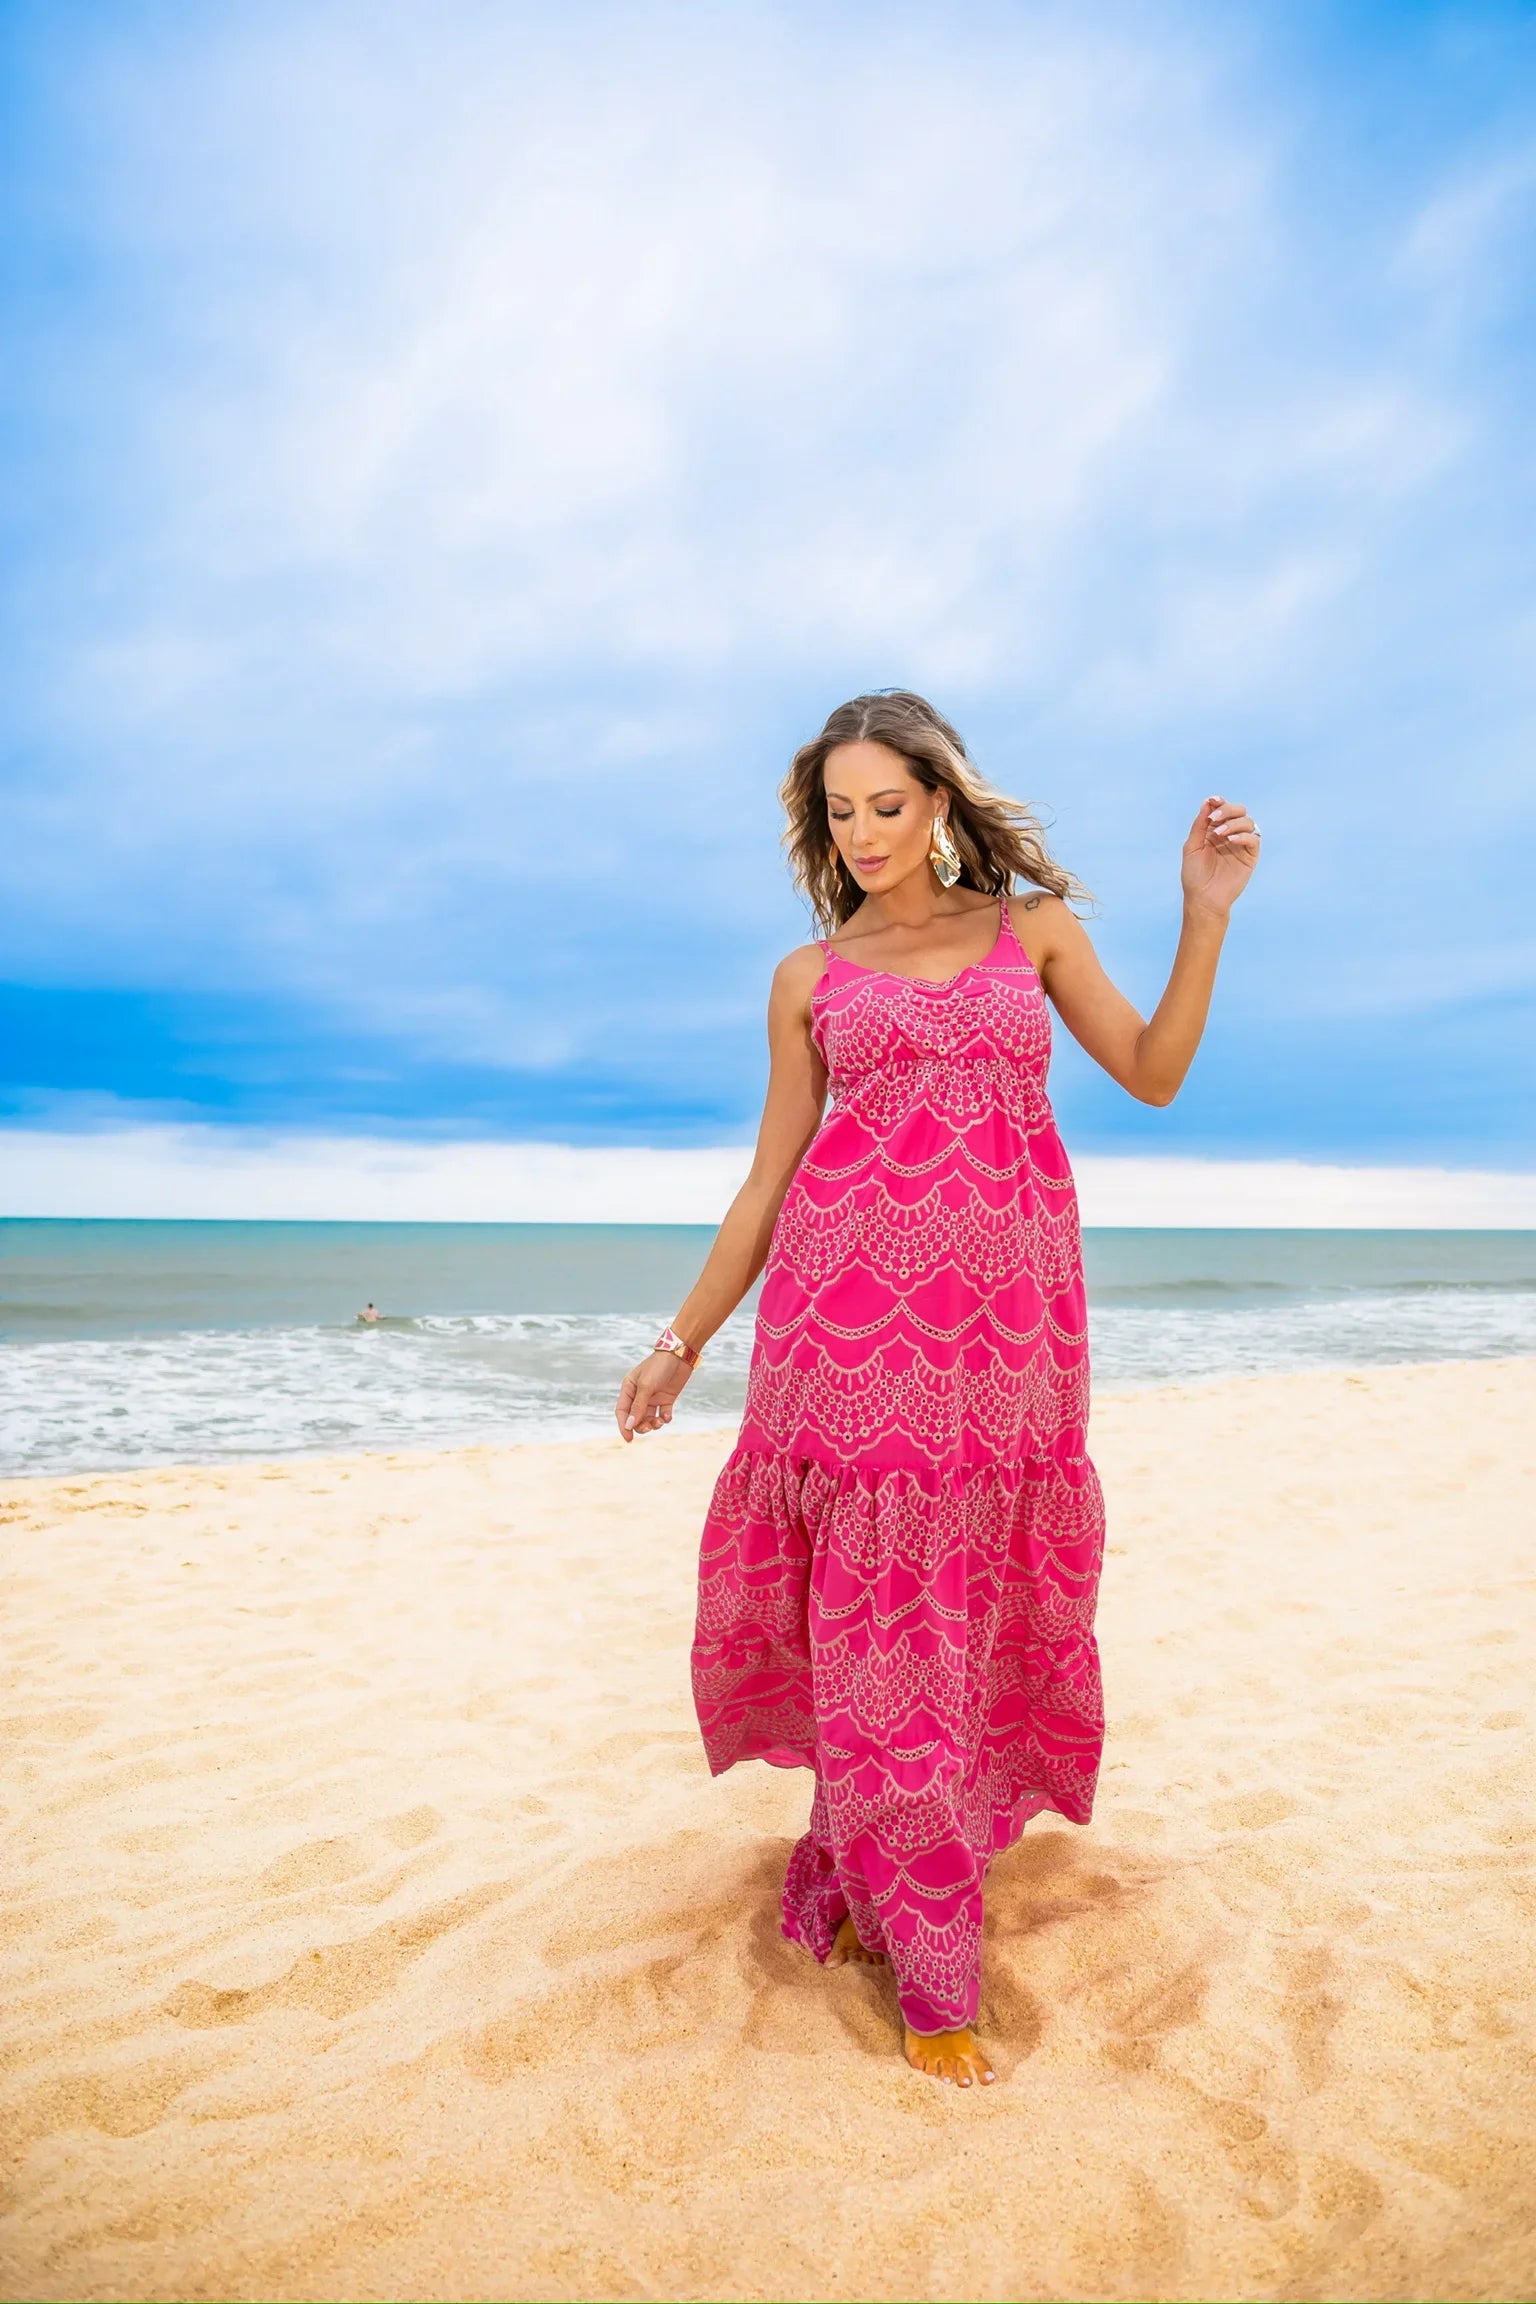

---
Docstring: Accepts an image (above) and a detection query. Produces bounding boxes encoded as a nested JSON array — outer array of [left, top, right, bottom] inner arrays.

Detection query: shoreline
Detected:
[[2, 1357, 1532, 2302], [3, 1349, 1532, 1493]]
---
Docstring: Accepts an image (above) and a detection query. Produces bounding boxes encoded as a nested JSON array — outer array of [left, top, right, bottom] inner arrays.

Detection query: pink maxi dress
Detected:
[[691, 896, 1105, 2036]]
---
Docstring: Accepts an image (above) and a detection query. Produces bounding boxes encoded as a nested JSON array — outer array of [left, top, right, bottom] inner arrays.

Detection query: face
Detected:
[[823, 740, 946, 899]]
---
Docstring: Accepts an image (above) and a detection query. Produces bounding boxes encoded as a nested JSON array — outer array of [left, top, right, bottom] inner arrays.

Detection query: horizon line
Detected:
[[1, 1125, 1534, 1228]]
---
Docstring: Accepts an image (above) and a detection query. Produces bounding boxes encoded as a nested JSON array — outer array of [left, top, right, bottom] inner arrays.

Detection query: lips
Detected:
[[853, 857, 887, 874]]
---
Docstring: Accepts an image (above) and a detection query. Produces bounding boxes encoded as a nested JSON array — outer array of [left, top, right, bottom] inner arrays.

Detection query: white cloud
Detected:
[[48, 6, 1263, 703], [1397, 145, 1536, 302], [2, 1125, 1533, 1228], [5, 1, 1536, 1140]]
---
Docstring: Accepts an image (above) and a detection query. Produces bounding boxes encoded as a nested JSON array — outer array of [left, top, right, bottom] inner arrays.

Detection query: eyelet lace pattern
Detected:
[[691, 902, 1105, 2034]]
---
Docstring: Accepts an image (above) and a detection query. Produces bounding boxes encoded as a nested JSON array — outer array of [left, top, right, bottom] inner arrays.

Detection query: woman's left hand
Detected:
[[1181, 797, 1260, 918]]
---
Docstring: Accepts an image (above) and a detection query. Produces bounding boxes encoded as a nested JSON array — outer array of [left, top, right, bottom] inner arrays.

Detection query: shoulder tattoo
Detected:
[[1020, 894, 1041, 911]]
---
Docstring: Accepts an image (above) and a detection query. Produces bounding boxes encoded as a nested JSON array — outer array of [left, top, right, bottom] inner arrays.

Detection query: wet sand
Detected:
[[1, 1358, 1532, 2302]]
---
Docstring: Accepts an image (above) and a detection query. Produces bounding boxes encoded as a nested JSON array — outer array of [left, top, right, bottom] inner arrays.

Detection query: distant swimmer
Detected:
[[358, 1302, 380, 1324]]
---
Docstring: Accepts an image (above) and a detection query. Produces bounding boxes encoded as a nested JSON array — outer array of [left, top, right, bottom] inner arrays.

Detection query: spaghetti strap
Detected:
[[996, 891, 1019, 950]]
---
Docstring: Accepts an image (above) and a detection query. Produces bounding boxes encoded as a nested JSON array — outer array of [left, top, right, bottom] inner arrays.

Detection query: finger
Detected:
[[635, 1388, 671, 1437], [623, 1377, 653, 1434], [1210, 812, 1255, 840]]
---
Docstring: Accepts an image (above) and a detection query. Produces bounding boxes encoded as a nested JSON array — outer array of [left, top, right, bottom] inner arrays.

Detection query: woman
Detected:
[[615, 690, 1258, 2088]]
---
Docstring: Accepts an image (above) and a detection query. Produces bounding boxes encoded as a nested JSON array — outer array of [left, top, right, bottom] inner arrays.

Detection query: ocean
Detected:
[[2, 1219, 1533, 1476]]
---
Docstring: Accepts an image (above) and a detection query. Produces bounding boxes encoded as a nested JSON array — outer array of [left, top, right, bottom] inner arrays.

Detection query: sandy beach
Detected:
[[1, 1357, 1532, 2303]]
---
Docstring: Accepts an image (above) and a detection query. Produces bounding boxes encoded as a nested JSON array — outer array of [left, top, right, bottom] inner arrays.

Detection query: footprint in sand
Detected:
[[116, 1824, 191, 1855], [1278, 1940, 1343, 2093], [465, 1838, 890, 2081], [164, 1880, 514, 2026], [1276, 2155, 1387, 2290], [379, 1805, 442, 1850], [11, 2054, 206, 2149], [0, 1707, 104, 1744], [1206, 1788, 1302, 1830], [257, 1836, 372, 1895]]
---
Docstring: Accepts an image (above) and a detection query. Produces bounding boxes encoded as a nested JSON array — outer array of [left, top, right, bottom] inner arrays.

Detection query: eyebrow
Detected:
[[825, 787, 910, 802]]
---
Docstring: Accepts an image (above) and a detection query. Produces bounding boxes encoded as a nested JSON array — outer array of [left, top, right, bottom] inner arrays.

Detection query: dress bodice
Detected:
[[809, 902, 1053, 1137]]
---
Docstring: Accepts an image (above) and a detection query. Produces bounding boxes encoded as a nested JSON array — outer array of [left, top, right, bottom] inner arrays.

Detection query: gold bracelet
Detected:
[[654, 1324, 701, 1369]]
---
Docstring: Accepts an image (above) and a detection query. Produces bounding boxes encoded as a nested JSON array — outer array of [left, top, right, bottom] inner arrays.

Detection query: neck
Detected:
[[862, 869, 968, 930]]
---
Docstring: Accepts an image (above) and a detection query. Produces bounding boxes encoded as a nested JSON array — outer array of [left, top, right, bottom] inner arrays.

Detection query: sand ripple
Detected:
[[1, 1361, 1532, 2301]]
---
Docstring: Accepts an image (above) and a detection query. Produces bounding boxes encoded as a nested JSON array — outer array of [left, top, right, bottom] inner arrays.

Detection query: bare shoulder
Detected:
[[768, 940, 829, 1017], [774, 940, 829, 990], [1007, 889, 1079, 963]]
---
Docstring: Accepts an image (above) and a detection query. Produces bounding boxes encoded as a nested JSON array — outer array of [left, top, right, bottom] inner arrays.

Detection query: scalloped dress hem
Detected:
[[688, 900, 1105, 2038]]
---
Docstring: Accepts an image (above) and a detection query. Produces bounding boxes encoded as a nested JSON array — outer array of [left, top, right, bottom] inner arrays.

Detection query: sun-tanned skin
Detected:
[[616, 735, 1259, 2086], [826, 1916, 997, 2084]]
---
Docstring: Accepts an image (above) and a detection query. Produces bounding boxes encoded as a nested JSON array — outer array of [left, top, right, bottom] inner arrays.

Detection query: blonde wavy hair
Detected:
[[781, 689, 1085, 932]]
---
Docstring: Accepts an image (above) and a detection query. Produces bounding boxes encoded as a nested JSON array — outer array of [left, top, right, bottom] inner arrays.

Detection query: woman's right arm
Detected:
[[615, 944, 828, 1441]]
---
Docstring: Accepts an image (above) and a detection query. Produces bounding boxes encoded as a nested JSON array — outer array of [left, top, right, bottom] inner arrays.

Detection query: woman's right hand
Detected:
[[615, 1351, 693, 1442]]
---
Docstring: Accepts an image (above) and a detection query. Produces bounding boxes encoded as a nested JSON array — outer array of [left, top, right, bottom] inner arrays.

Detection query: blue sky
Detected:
[[3, 0, 1534, 1162]]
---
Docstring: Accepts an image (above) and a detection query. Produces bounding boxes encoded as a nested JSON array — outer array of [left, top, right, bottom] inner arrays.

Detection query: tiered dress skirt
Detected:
[[691, 903, 1105, 2033]]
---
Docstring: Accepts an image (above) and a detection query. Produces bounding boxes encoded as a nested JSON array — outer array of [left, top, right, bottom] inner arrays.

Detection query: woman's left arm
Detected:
[[1019, 796, 1260, 1107]]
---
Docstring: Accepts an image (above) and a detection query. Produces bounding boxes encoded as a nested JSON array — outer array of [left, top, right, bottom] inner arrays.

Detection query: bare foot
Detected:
[[826, 1913, 886, 1967], [904, 2025, 996, 2086]]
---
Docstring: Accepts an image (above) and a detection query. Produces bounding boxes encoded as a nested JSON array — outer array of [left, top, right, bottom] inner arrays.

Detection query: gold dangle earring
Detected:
[[930, 812, 962, 888]]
